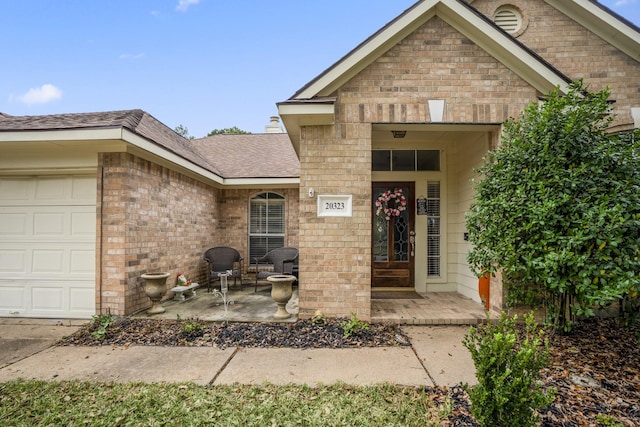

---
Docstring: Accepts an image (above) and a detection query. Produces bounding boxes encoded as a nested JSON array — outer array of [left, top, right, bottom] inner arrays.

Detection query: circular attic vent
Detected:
[[493, 6, 522, 34]]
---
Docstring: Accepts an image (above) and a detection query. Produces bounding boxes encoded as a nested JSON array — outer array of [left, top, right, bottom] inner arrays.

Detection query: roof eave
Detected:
[[277, 100, 336, 156]]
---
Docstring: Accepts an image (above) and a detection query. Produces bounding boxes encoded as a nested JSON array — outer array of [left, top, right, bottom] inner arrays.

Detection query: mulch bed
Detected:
[[58, 317, 411, 349], [58, 317, 640, 426]]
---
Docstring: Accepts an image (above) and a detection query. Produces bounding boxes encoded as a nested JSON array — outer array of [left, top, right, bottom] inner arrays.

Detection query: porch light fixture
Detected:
[[391, 130, 406, 138]]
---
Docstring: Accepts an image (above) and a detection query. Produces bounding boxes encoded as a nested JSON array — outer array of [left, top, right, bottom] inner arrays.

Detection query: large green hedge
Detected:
[[466, 81, 640, 331]]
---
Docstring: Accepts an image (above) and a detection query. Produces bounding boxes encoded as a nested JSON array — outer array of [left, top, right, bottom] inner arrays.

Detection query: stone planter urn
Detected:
[[141, 272, 170, 315], [266, 274, 296, 319]]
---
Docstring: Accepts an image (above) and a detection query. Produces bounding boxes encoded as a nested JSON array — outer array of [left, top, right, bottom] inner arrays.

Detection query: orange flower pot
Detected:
[[478, 272, 490, 310]]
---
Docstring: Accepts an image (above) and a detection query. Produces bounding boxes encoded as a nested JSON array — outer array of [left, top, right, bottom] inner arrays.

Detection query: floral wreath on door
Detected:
[[375, 188, 407, 221]]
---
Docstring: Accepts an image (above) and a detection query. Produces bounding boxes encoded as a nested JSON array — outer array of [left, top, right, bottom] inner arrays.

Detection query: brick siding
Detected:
[[96, 153, 299, 315], [471, 0, 640, 129], [97, 153, 219, 315]]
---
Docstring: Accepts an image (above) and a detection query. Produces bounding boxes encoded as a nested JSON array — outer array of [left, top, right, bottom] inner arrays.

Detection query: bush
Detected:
[[90, 313, 116, 341], [466, 80, 640, 332], [463, 312, 554, 427], [340, 312, 370, 338]]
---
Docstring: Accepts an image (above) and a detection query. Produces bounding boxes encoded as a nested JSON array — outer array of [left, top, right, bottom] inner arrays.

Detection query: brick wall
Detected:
[[97, 153, 219, 315], [471, 0, 640, 129], [216, 187, 300, 268], [298, 124, 372, 320], [338, 16, 538, 124], [96, 154, 299, 315]]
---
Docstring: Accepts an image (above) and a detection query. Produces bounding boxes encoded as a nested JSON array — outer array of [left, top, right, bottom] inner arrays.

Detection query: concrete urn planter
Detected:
[[141, 272, 170, 315], [267, 274, 296, 319]]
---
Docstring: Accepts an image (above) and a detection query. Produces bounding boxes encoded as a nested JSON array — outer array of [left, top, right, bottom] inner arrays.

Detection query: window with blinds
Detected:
[[249, 192, 285, 259], [426, 181, 441, 278]]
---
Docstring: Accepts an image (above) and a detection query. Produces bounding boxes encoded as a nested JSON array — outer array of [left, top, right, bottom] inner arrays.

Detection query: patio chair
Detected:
[[252, 247, 298, 292], [203, 246, 244, 291]]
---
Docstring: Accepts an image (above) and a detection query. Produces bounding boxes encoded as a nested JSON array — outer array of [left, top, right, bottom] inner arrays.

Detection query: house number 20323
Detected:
[[325, 202, 345, 210], [317, 195, 353, 217]]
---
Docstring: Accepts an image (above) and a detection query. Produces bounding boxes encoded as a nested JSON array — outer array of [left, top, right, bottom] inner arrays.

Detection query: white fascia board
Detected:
[[438, 0, 571, 95], [294, 0, 439, 99], [277, 102, 335, 116], [121, 128, 224, 186], [0, 128, 123, 142], [545, 0, 640, 62], [277, 102, 335, 126]]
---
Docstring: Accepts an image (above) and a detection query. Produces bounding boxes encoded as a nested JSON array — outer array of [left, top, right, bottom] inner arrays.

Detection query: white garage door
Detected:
[[0, 175, 96, 319]]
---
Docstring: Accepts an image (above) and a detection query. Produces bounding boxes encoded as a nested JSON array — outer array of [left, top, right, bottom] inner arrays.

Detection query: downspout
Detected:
[[97, 162, 104, 315]]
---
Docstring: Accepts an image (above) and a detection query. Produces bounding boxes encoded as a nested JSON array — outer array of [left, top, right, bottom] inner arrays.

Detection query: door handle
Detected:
[[409, 231, 416, 257]]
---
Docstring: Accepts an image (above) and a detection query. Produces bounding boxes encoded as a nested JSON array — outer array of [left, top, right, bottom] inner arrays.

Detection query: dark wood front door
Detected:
[[372, 182, 415, 287]]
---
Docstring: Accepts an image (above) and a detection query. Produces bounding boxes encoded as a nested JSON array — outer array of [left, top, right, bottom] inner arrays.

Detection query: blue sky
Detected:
[[1, 0, 638, 138]]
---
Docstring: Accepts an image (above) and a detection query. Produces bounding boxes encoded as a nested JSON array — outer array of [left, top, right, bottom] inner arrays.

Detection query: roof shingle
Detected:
[[190, 133, 299, 179], [0, 109, 300, 180]]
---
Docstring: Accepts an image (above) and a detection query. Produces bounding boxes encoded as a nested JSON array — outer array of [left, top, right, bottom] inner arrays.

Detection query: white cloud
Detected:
[[615, 0, 637, 6], [176, 0, 200, 12], [119, 53, 145, 60], [16, 84, 62, 105]]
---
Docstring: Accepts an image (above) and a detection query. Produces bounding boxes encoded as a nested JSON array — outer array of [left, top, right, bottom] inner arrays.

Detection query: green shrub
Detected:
[[90, 313, 116, 341], [463, 312, 554, 427], [465, 80, 640, 332], [340, 312, 370, 338], [180, 319, 206, 335]]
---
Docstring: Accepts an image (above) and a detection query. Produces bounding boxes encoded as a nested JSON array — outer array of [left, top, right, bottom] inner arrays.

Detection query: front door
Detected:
[[372, 182, 415, 287]]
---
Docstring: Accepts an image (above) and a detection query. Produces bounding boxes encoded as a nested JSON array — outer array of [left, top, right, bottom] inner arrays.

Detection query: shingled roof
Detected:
[[0, 109, 223, 175], [0, 109, 300, 180], [191, 133, 299, 179]]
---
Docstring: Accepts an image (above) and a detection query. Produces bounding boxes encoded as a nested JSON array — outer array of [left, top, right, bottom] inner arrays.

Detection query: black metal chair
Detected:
[[203, 246, 243, 291], [252, 247, 298, 292]]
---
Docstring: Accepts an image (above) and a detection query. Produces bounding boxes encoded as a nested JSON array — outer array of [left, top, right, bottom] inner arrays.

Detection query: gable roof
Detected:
[[191, 133, 299, 180], [0, 110, 300, 186], [277, 0, 640, 151], [285, 0, 572, 101]]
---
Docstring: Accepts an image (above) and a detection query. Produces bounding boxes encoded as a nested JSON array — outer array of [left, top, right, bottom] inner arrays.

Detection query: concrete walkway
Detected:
[[0, 319, 477, 387]]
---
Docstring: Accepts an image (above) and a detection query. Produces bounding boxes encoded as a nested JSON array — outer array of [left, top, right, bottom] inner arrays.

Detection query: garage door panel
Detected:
[[71, 211, 95, 236], [69, 287, 95, 313], [32, 286, 64, 311], [33, 212, 66, 236], [0, 212, 27, 235], [0, 250, 27, 272], [70, 250, 95, 273], [71, 176, 97, 200], [35, 177, 67, 200], [32, 250, 65, 273], [0, 284, 26, 311], [0, 178, 30, 201]]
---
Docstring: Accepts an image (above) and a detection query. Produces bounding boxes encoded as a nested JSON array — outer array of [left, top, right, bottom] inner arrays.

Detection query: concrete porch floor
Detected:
[[134, 283, 490, 325]]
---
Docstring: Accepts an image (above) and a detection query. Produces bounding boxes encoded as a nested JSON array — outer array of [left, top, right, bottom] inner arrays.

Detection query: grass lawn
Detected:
[[0, 380, 448, 426]]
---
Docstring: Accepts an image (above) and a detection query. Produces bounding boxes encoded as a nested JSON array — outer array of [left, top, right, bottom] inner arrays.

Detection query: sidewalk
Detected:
[[0, 320, 477, 387]]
